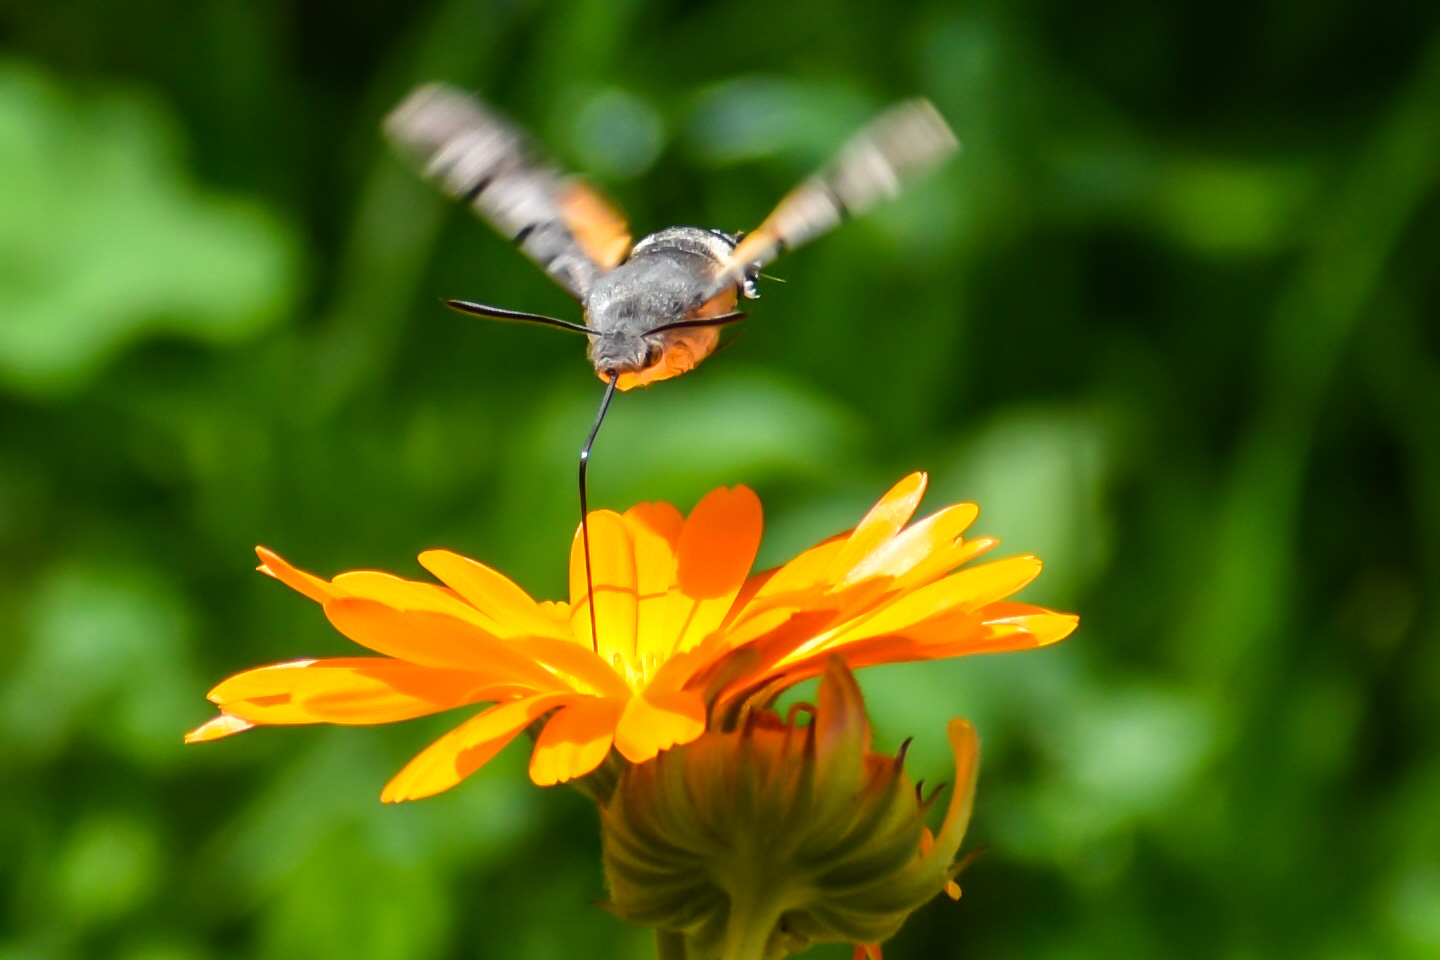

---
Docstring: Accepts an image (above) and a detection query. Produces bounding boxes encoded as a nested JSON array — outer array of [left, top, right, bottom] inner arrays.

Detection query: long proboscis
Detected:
[[578, 374, 619, 653]]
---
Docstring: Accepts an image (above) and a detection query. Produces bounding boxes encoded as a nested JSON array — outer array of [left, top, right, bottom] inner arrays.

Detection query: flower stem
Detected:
[[719, 882, 781, 960], [655, 930, 689, 960]]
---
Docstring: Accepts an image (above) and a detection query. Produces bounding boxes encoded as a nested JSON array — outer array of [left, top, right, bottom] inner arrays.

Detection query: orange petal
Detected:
[[528, 697, 622, 785], [208, 658, 326, 702], [838, 502, 978, 587], [855, 945, 883, 960], [256, 547, 337, 604], [624, 502, 685, 662], [827, 473, 928, 579], [906, 614, 1074, 658], [980, 602, 1079, 646], [380, 693, 575, 802], [516, 635, 633, 699], [740, 601, 1072, 695], [204, 660, 325, 723], [538, 599, 570, 621], [323, 598, 570, 690], [568, 510, 638, 657], [737, 535, 849, 618], [675, 486, 763, 598], [418, 550, 572, 640], [788, 609, 1060, 675], [891, 534, 1000, 594], [210, 656, 481, 722], [291, 663, 504, 723], [666, 487, 762, 654], [330, 570, 499, 630], [829, 555, 1043, 644], [184, 713, 254, 743], [613, 688, 706, 763]]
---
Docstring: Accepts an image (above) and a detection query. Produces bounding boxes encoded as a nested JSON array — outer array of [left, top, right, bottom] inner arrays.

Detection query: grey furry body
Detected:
[[584, 227, 737, 372]]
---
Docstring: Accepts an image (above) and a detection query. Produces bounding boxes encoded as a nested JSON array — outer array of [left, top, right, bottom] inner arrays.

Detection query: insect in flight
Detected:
[[384, 84, 958, 648]]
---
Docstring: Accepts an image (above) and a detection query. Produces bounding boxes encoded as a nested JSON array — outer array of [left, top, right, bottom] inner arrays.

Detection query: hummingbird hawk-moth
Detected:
[[384, 84, 957, 646]]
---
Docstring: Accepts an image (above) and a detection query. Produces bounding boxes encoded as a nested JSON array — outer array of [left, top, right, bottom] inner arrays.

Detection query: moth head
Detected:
[[589, 330, 666, 376]]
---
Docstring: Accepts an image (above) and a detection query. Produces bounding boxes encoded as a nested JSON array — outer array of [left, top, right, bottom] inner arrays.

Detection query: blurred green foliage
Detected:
[[1, 0, 1438, 958]]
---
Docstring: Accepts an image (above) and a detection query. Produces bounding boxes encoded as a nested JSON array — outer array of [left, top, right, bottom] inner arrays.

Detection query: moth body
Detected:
[[384, 84, 956, 391], [584, 226, 749, 389]]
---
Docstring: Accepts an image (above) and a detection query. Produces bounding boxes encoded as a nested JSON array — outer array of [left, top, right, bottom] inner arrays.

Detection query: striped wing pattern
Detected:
[[385, 84, 631, 300], [703, 99, 958, 304]]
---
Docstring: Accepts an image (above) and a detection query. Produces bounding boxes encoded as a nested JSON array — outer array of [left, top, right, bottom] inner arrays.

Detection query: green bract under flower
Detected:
[[601, 659, 978, 960]]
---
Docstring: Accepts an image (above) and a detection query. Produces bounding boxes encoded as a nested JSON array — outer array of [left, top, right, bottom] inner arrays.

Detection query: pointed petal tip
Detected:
[[255, 545, 282, 575], [1039, 613, 1080, 645], [184, 713, 254, 743], [898, 470, 928, 492], [253, 546, 336, 604], [986, 609, 1079, 646]]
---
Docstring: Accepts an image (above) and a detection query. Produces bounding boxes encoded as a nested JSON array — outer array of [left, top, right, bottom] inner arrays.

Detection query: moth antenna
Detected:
[[445, 299, 594, 335], [641, 312, 748, 337], [579, 373, 620, 654], [759, 273, 786, 283]]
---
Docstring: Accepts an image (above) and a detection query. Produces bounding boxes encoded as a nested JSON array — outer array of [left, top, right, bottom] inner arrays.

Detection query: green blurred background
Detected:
[[3, 0, 1439, 957]]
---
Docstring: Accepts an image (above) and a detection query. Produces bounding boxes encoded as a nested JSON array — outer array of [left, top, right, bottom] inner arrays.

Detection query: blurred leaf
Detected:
[[1151, 157, 1313, 256], [113, 940, 205, 960], [984, 681, 1216, 873], [1383, 864, 1440, 955], [684, 76, 878, 167], [258, 826, 449, 960], [0, 557, 200, 765], [940, 405, 1113, 603], [52, 813, 161, 927], [562, 87, 665, 181], [0, 62, 299, 398]]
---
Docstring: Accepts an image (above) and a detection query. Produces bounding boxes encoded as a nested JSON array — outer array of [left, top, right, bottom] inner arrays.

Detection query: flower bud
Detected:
[[600, 659, 979, 960]]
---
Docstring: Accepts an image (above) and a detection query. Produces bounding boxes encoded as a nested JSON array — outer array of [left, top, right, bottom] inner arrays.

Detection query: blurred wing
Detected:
[[698, 99, 958, 303], [384, 84, 633, 300], [554, 177, 633, 271]]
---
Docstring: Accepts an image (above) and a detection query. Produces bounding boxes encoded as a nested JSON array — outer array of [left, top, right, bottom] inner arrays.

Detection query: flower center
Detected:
[[608, 649, 660, 692]]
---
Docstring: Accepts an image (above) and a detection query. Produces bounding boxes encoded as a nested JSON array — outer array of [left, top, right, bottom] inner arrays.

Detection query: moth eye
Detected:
[[644, 343, 665, 368]]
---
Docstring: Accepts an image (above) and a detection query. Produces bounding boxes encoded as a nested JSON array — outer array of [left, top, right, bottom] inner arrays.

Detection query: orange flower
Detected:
[[187, 473, 1076, 802]]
